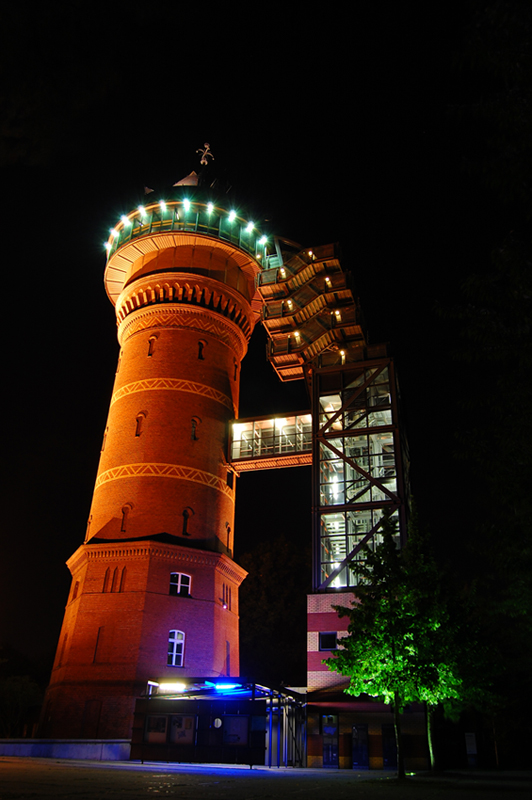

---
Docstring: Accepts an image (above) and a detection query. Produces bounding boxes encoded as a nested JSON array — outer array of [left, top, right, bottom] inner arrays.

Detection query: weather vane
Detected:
[[196, 142, 214, 166]]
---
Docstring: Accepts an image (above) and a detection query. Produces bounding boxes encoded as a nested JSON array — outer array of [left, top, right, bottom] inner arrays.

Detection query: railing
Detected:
[[104, 199, 273, 265], [230, 413, 312, 462]]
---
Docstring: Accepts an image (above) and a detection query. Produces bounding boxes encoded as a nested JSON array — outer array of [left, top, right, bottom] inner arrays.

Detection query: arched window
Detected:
[[135, 412, 147, 437], [167, 630, 185, 667], [182, 507, 193, 537], [170, 573, 191, 597], [119, 566, 127, 593], [198, 340, 206, 360], [148, 335, 158, 357], [191, 416, 201, 441], [85, 515, 92, 542], [121, 504, 132, 533]]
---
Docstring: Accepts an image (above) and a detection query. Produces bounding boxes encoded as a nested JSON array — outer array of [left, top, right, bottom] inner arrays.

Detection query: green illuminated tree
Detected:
[[325, 510, 466, 778]]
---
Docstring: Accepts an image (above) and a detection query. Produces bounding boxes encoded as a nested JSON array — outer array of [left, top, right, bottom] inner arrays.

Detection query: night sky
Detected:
[[0, 4, 518, 675]]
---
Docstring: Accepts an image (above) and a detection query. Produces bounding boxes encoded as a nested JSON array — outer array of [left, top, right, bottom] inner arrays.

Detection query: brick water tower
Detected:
[[41, 160, 266, 738]]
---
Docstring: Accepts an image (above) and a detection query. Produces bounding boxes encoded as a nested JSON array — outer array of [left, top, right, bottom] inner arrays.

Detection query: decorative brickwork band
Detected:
[[110, 378, 234, 411], [95, 462, 235, 499], [117, 305, 249, 359]]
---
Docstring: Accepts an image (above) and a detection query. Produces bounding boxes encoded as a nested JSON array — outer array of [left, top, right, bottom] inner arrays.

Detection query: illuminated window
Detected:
[[319, 632, 337, 651], [167, 630, 185, 667], [170, 573, 191, 597]]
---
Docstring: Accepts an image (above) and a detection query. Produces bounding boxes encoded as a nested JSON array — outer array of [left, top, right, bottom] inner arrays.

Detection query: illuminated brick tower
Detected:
[[41, 166, 266, 738]]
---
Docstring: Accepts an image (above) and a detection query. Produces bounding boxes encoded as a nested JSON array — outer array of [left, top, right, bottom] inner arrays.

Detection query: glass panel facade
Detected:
[[231, 414, 312, 461], [316, 362, 402, 589]]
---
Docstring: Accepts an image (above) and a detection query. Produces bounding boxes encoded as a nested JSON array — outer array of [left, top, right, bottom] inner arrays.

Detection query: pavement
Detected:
[[1, 758, 531, 799]]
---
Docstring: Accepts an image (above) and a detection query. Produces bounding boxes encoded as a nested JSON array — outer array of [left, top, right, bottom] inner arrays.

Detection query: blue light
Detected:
[[205, 680, 241, 691], [214, 683, 240, 690]]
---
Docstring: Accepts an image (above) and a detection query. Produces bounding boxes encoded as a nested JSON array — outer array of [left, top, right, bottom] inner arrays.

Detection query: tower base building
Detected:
[[41, 182, 262, 739]]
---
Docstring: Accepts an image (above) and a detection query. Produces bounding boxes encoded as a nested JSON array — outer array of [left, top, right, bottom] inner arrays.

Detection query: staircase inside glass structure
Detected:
[[229, 238, 409, 592]]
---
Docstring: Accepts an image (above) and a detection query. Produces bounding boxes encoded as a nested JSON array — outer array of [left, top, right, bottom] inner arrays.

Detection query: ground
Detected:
[[0, 759, 531, 800]]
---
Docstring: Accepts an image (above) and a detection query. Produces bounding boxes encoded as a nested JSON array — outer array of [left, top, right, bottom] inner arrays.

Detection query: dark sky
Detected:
[[0, 4, 502, 668]]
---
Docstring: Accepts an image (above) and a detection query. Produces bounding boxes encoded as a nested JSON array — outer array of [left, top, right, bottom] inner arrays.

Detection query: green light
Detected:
[[110, 228, 119, 238], [228, 210, 236, 222], [159, 200, 167, 212], [246, 221, 254, 233], [104, 242, 111, 251], [137, 205, 147, 218], [207, 202, 214, 214], [120, 215, 131, 226], [183, 199, 191, 212], [259, 235, 267, 245]]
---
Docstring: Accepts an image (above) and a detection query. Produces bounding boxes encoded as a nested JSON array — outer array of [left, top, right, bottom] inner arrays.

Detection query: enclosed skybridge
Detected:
[[230, 412, 312, 471]]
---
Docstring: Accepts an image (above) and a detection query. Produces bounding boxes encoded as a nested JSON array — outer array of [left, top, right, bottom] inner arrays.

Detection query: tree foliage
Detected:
[[325, 509, 491, 774]]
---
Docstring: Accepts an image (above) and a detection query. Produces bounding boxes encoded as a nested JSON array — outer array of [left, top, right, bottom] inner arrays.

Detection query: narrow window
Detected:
[[233, 358, 238, 381], [167, 630, 185, 667], [226, 471, 234, 489], [85, 515, 92, 542], [72, 580, 80, 601], [121, 504, 132, 533], [319, 632, 338, 651], [148, 335, 158, 357], [58, 634, 68, 667], [103, 567, 110, 593], [170, 573, 191, 597], [111, 567, 119, 593], [191, 416, 201, 440], [116, 350, 122, 373], [101, 427, 108, 452], [182, 507, 193, 537], [119, 567, 127, 593], [135, 412, 146, 437], [198, 340, 206, 360], [225, 640, 231, 676]]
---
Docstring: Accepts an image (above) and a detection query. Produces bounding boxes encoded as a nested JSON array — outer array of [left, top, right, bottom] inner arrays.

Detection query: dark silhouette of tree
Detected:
[[238, 534, 310, 687]]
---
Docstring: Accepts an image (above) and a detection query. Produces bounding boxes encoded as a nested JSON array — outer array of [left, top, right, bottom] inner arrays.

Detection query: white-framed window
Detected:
[[167, 630, 185, 667], [170, 573, 191, 597]]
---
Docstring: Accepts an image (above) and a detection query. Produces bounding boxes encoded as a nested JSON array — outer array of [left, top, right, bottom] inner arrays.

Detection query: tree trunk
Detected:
[[393, 691, 406, 779], [426, 703, 435, 771]]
